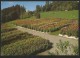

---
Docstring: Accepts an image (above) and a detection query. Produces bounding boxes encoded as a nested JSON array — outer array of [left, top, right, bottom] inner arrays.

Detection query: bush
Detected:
[[35, 12, 40, 19], [1, 27, 17, 33], [1, 37, 52, 56], [48, 40, 79, 55], [1, 30, 33, 45], [60, 22, 78, 37]]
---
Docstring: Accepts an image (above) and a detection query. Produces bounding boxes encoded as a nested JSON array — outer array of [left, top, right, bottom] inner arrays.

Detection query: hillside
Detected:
[[1, 1, 79, 56], [40, 10, 78, 19]]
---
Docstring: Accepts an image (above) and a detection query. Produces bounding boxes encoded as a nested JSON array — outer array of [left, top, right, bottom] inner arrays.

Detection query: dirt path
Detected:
[[16, 26, 78, 55]]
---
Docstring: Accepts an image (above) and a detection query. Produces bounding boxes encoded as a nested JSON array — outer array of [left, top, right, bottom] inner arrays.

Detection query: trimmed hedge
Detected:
[[1, 27, 17, 33], [1, 37, 52, 56], [1, 30, 34, 45]]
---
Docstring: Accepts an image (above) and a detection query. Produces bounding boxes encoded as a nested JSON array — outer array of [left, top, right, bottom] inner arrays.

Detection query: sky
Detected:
[[1, 1, 46, 11]]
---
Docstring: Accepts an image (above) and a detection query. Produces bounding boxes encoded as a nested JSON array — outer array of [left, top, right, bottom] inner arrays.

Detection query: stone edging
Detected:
[[58, 34, 78, 40]]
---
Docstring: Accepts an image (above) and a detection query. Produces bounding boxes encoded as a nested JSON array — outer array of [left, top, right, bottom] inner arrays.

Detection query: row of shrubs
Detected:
[[14, 19, 69, 31], [22, 23, 70, 32], [61, 30, 78, 37], [1, 30, 34, 46], [1, 37, 52, 56], [60, 21, 78, 37], [1, 24, 52, 56], [1, 27, 17, 33], [1, 30, 21, 36], [20, 20, 78, 38]]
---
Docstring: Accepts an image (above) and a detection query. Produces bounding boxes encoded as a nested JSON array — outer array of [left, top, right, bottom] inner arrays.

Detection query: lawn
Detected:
[[41, 10, 78, 19]]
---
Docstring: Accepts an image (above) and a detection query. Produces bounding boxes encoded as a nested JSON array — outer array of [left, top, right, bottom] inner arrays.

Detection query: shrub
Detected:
[[60, 21, 78, 37], [35, 12, 40, 19], [1, 30, 34, 45], [56, 40, 70, 55], [48, 40, 79, 55], [1, 27, 17, 33], [1, 37, 52, 56]]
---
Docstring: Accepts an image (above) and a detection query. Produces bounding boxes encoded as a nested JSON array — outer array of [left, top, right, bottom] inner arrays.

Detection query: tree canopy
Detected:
[[1, 1, 79, 23], [35, 1, 79, 12], [1, 5, 26, 23]]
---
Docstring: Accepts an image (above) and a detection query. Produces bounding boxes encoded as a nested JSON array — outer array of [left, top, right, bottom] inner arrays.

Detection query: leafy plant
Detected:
[[48, 40, 79, 55], [1, 37, 52, 56]]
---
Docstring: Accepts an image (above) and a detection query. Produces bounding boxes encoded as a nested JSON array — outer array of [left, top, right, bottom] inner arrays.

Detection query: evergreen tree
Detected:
[[1, 4, 26, 23]]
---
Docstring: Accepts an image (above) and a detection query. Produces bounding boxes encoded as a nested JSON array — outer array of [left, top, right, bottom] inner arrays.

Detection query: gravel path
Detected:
[[16, 26, 78, 55]]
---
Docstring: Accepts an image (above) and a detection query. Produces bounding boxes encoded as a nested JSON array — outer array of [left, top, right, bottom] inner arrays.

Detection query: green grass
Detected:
[[41, 10, 78, 19], [6, 10, 78, 21], [13, 10, 78, 20], [22, 16, 36, 20], [49, 30, 61, 36]]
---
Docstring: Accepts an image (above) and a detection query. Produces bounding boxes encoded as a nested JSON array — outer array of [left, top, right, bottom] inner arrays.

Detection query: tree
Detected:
[[36, 5, 41, 12], [1, 4, 26, 23], [34, 12, 40, 19], [45, 1, 50, 11], [42, 1, 78, 11]]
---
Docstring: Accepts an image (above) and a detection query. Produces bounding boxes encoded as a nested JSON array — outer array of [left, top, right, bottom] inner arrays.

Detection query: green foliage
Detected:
[[48, 40, 79, 55], [1, 23, 17, 33], [20, 12, 28, 19], [45, 1, 50, 11], [50, 27, 60, 32], [1, 37, 52, 56], [34, 12, 40, 19], [20, 11, 34, 19], [56, 40, 70, 54], [1, 23, 52, 56], [40, 1, 78, 12], [1, 27, 17, 33], [13, 18, 78, 37], [49, 24, 69, 32], [60, 21, 78, 37], [1, 30, 33, 46], [36, 5, 41, 12], [1, 5, 26, 23]]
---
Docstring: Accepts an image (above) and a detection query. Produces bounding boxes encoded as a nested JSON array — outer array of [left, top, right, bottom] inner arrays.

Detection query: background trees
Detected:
[[1, 1, 78, 23], [1, 5, 26, 23], [34, 5, 41, 19], [34, 1, 78, 19], [35, 1, 78, 12]]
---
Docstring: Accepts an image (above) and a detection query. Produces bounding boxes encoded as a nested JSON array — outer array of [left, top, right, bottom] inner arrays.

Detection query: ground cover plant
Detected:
[[1, 23, 52, 56], [12, 18, 78, 38], [1, 23, 17, 33], [60, 20, 78, 37], [48, 40, 79, 55], [1, 37, 52, 56], [13, 18, 71, 31], [1, 30, 34, 46]]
